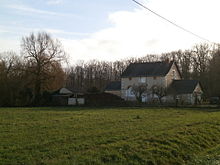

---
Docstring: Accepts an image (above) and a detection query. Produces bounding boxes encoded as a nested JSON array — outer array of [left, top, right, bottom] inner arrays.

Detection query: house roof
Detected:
[[121, 61, 174, 77], [105, 81, 121, 91], [169, 80, 201, 94]]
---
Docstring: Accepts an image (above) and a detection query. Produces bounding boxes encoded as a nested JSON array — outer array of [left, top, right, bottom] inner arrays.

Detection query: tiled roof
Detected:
[[121, 61, 173, 77], [169, 80, 200, 94]]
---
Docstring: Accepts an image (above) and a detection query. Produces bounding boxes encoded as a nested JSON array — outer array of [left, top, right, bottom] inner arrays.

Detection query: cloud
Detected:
[[2, 0, 220, 64], [0, 29, 9, 33], [7, 4, 78, 18], [46, 0, 63, 5], [60, 9, 198, 63], [44, 28, 90, 37], [0, 25, 89, 37], [0, 38, 20, 53], [61, 0, 220, 63]]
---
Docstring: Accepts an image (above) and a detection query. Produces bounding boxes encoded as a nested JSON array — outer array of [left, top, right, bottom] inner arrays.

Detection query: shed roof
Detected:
[[52, 87, 84, 96], [121, 61, 174, 77], [52, 87, 73, 96], [60, 88, 73, 94]]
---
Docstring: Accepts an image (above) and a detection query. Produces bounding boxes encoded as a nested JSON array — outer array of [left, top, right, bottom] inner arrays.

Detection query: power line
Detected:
[[132, 0, 214, 44]]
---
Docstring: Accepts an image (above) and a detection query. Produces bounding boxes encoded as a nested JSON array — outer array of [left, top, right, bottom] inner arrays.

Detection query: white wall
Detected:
[[68, 98, 85, 105], [121, 76, 166, 100]]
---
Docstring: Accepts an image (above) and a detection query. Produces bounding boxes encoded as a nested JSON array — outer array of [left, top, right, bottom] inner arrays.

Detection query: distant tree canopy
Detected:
[[0, 34, 220, 107]]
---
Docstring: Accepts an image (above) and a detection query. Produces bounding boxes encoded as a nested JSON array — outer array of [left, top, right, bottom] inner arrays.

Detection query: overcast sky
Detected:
[[1, 0, 220, 63]]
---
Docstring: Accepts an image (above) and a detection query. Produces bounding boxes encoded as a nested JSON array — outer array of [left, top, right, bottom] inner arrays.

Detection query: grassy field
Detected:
[[1, 107, 220, 165]]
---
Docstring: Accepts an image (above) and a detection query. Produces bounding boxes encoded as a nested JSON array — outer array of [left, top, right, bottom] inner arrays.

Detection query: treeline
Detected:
[[65, 43, 220, 98], [0, 32, 220, 106], [65, 55, 161, 92]]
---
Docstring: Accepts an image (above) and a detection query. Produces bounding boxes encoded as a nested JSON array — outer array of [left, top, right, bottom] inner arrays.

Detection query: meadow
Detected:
[[0, 107, 220, 165]]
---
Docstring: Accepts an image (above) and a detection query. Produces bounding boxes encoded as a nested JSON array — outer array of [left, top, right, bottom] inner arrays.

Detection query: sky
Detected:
[[1, 0, 220, 64]]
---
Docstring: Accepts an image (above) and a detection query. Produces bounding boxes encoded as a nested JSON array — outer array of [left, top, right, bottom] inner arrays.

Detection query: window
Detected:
[[140, 77, 146, 83], [127, 86, 135, 96], [172, 70, 176, 79]]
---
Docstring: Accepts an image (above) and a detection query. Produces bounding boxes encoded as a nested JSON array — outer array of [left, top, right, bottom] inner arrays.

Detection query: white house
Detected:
[[105, 60, 203, 104]]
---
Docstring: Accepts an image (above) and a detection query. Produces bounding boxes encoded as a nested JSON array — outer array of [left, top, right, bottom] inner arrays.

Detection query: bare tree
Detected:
[[192, 44, 211, 75], [191, 43, 212, 97], [209, 45, 220, 97], [21, 32, 66, 103], [151, 85, 167, 104], [131, 83, 148, 103]]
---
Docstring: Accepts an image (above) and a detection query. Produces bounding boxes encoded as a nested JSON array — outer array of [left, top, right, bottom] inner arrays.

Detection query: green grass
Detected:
[[1, 107, 220, 165]]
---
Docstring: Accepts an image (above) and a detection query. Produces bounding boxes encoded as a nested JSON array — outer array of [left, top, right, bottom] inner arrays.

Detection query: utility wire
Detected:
[[132, 0, 214, 44]]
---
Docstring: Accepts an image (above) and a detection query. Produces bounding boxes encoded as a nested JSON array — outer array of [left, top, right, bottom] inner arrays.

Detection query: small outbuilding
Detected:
[[52, 87, 85, 106], [167, 80, 203, 104]]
